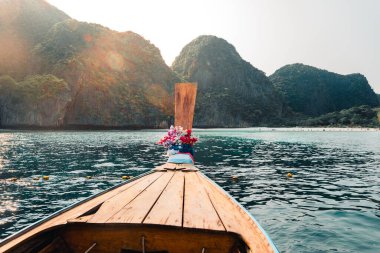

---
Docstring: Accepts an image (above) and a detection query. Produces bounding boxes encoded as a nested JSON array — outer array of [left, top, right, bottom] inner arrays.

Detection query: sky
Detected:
[[46, 0, 380, 93]]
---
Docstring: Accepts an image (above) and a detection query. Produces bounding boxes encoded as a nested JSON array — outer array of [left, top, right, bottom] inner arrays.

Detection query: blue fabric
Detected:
[[168, 144, 194, 156], [170, 145, 180, 150], [179, 144, 194, 156], [167, 153, 194, 164]]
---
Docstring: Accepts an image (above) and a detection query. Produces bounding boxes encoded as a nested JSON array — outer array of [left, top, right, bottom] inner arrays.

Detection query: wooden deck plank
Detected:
[[143, 171, 185, 226], [88, 172, 164, 223], [107, 171, 175, 223], [0, 169, 277, 253], [62, 225, 240, 253], [183, 172, 225, 231], [67, 214, 94, 223], [0, 172, 158, 252], [197, 173, 275, 253]]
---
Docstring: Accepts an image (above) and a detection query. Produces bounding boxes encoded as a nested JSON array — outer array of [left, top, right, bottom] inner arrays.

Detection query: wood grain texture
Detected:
[[183, 172, 225, 231], [0, 173, 157, 253], [154, 163, 198, 171], [88, 172, 164, 223], [1, 168, 277, 253], [107, 172, 175, 223], [37, 237, 69, 253], [197, 173, 275, 253], [144, 171, 185, 226], [174, 83, 197, 130], [67, 214, 94, 223], [62, 224, 242, 253]]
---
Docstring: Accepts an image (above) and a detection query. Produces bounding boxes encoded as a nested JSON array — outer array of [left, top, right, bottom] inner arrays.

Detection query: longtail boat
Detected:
[[0, 83, 279, 253]]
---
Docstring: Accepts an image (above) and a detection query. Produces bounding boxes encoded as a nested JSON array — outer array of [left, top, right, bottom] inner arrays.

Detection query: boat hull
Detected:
[[0, 164, 279, 253]]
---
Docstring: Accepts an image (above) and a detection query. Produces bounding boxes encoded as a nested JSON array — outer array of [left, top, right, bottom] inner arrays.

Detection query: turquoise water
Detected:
[[0, 129, 379, 252]]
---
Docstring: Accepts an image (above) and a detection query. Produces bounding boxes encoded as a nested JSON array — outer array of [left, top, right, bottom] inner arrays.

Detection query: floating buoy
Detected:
[[231, 175, 238, 181], [43, 176, 49, 180], [287, 172, 293, 178], [122, 175, 130, 180], [86, 176, 92, 179]]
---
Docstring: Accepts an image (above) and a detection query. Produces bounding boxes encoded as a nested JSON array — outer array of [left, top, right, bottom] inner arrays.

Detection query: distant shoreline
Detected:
[[194, 127, 380, 132], [0, 126, 379, 132]]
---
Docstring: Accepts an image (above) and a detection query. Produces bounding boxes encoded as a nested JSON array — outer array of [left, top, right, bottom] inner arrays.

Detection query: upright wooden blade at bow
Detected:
[[174, 83, 197, 130]]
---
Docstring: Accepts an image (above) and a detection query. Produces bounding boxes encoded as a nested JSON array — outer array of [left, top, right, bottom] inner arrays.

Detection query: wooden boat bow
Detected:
[[0, 167, 278, 253]]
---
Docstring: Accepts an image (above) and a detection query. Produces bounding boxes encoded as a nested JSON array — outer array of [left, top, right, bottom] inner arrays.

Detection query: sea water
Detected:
[[0, 129, 379, 252]]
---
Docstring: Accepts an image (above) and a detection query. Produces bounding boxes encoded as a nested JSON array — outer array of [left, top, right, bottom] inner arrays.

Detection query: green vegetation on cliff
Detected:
[[34, 20, 178, 127], [0, 74, 71, 127], [270, 64, 379, 116], [0, 0, 379, 128], [172, 35, 285, 127], [299, 105, 380, 127], [34, 20, 102, 65], [0, 0, 178, 128]]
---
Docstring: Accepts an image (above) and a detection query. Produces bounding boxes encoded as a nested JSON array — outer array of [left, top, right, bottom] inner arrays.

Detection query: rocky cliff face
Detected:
[[270, 64, 379, 116], [0, 75, 71, 127], [1, 1, 378, 128], [0, 0, 177, 128], [34, 20, 178, 128], [172, 35, 285, 127]]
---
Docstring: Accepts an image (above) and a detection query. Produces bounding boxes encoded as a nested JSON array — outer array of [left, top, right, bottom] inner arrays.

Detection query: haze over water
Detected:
[[0, 129, 379, 252]]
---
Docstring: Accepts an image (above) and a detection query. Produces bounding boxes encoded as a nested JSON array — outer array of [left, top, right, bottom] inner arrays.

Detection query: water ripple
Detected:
[[0, 130, 379, 253]]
